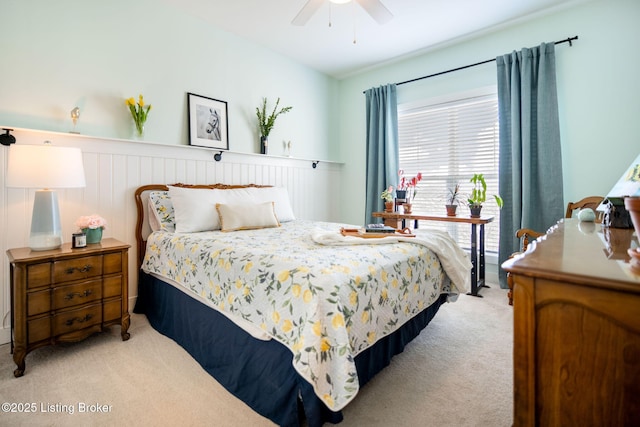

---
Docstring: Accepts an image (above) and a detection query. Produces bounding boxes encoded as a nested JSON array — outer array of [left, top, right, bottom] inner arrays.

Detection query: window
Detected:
[[398, 89, 500, 253]]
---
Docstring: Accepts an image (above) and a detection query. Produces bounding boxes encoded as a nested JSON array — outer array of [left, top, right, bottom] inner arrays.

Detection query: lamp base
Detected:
[[29, 190, 63, 251], [29, 233, 63, 251]]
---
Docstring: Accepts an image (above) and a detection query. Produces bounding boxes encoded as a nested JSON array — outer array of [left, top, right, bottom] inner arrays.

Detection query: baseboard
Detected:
[[486, 262, 499, 287], [0, 327, 10, 346]]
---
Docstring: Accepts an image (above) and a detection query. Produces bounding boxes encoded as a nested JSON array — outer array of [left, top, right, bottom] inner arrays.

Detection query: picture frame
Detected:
[[187, 92, 229, 150]]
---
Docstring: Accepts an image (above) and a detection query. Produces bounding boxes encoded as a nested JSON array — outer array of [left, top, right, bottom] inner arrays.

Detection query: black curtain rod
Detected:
[[364, 36, 578, 92]]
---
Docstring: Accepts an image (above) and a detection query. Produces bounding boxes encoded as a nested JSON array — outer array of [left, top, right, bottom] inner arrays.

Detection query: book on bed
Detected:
[[365, 224, 396, 233]]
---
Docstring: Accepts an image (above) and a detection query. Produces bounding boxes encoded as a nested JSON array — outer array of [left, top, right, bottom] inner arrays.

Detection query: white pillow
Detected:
[[245, 187, 296, 222], [168, 185, 295, 233], [216, 202, 280, 232], [169, 186, 220, 233]]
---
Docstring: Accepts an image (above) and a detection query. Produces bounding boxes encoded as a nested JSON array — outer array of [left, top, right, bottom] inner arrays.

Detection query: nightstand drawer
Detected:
[[53, 280, 102, 310], [27, 263, 51, 289], [103, 299, 122, 323], [103, 252, 123, 275], [103, 275, 123, 298], [54, 255, 103, 283], [53, 304, 102, 336]]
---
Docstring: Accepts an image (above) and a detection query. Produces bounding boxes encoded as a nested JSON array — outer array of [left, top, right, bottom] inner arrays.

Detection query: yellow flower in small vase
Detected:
[[126, 94, 152, 138]]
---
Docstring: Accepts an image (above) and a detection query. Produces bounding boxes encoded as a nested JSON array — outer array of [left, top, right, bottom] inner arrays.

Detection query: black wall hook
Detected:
[[312, 161, 319, 169], [0, 128, 16, 146], [213, 151, 223, 161]]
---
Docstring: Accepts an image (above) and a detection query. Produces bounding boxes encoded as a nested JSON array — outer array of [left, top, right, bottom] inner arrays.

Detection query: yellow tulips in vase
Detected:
[[126, 94, 152, 138]]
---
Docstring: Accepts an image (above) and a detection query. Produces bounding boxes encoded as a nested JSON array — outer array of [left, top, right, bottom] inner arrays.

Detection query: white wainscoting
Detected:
[[0, 128, 343, 345]]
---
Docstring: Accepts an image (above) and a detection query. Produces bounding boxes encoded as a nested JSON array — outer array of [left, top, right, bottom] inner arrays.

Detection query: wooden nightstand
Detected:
[[7, 238, 131, 377]]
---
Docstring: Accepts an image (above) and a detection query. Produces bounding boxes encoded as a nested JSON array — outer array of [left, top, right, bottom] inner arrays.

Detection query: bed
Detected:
[[133, 183, 471, 426]]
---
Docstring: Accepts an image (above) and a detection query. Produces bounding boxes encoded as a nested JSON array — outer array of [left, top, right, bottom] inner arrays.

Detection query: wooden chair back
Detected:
[[565, 196, 605, 223]]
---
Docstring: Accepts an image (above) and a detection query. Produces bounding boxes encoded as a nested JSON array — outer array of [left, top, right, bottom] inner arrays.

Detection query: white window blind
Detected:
[[398, 91, 500, 253]]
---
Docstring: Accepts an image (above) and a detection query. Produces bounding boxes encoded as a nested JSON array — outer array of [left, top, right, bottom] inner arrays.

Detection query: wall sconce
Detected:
[[0, 128, 16, 146], [7, 142, 86, 251]]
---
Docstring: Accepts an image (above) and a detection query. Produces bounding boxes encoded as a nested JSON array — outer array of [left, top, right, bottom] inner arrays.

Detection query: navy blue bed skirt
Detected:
[[134, 272, 447, 426]]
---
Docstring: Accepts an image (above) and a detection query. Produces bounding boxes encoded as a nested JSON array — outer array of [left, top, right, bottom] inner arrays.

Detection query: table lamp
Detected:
[[7, 142, 86, 251]]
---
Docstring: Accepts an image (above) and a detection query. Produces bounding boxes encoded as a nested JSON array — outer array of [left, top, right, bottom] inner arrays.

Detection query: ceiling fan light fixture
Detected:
[[293, 0, 392, 27]]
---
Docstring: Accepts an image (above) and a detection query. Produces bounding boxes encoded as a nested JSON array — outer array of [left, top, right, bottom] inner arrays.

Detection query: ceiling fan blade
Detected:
[[354, 0, 393, 25], [292, 0, 325, 26]]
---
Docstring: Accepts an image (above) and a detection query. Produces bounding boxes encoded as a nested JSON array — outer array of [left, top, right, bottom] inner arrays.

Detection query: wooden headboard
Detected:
[[134, 183, 271, 269]]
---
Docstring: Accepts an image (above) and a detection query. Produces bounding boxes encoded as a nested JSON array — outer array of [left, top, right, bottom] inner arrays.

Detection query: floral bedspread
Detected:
[[141, 220, 456, 411]]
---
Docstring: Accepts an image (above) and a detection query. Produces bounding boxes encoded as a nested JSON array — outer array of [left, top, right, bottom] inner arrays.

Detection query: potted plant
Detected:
[[467, 173, 503, 218], [381, 186, 394, 212], [445, 183, 461, 216], [402, 172, 422, 214], [256, 97, 292, 155], [75, 214, 107, 244]]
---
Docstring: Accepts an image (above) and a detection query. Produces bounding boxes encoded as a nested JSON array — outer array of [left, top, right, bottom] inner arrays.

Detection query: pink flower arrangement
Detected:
[[398, 170, 423, 200], [75, 214, 107, 230]]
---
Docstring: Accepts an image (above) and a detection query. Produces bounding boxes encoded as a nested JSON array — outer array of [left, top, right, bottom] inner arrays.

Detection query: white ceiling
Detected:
[[162, 0, 584, 78]]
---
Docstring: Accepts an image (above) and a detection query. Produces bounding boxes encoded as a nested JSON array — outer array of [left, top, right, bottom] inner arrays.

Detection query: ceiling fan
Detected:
[[292, 0, 393, 26]]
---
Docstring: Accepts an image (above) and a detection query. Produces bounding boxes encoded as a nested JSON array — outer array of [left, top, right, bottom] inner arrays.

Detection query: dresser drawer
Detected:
[[27, 263, 51, 289], [54, 255, 103, 283], [27, 289, 51, 316], [53, 304, 102, 336], [52, 280, 102, 310], [28, 316, 51, 344]]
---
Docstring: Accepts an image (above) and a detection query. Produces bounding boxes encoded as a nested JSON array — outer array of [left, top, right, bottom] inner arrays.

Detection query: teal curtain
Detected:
[[496, 42, 564, 288], [364, 84, 399, 224]]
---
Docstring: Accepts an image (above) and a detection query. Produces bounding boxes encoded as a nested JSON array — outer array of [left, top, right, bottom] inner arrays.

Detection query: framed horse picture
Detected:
[[187, 92, 229, 150]]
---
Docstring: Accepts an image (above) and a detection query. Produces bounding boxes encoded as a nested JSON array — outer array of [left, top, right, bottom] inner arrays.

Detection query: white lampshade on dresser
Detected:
[[7, 142, 86, 251]]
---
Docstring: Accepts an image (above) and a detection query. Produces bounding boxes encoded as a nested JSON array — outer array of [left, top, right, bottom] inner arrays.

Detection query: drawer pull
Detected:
[[64, 289, 93, 301], [65, 314, 93, 326], [65, 265, 93, 275]]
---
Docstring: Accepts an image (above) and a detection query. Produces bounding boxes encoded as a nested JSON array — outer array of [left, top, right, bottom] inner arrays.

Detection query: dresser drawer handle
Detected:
[[64, 314, 93, 326], [64, 289, 93, 301], [65, 265, 93, 274]]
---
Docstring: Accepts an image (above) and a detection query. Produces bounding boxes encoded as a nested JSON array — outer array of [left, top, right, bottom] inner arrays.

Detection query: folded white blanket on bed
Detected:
[[311, 228, 472, 295]]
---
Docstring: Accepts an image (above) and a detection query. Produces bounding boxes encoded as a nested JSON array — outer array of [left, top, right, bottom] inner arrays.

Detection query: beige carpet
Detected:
[[0, 284, 512, 426]]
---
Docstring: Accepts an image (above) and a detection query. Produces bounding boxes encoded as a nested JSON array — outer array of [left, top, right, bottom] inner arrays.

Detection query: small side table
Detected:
[[373, 211, 493, 297], [7, 238, 131, 377]]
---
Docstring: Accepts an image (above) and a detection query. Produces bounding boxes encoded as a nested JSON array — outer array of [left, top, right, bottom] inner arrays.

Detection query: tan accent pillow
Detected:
[[216, 202, 280, 232]]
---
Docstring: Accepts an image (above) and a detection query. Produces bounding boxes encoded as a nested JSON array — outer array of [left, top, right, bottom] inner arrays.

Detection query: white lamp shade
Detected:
[[606, 153, 640, 198], [7, 143, 86, 250], [7, 144, 86, 189]]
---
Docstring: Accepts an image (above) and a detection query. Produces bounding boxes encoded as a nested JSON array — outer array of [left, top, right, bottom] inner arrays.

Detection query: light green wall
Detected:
[[2, 0, 639, 225], [0, 0, 339, 160], [336, 0, 640, 225]]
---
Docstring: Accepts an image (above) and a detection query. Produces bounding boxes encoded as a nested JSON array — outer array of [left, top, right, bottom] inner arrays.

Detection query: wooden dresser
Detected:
[[502, 219, 640, 426], [7, 238, 131, 377]]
